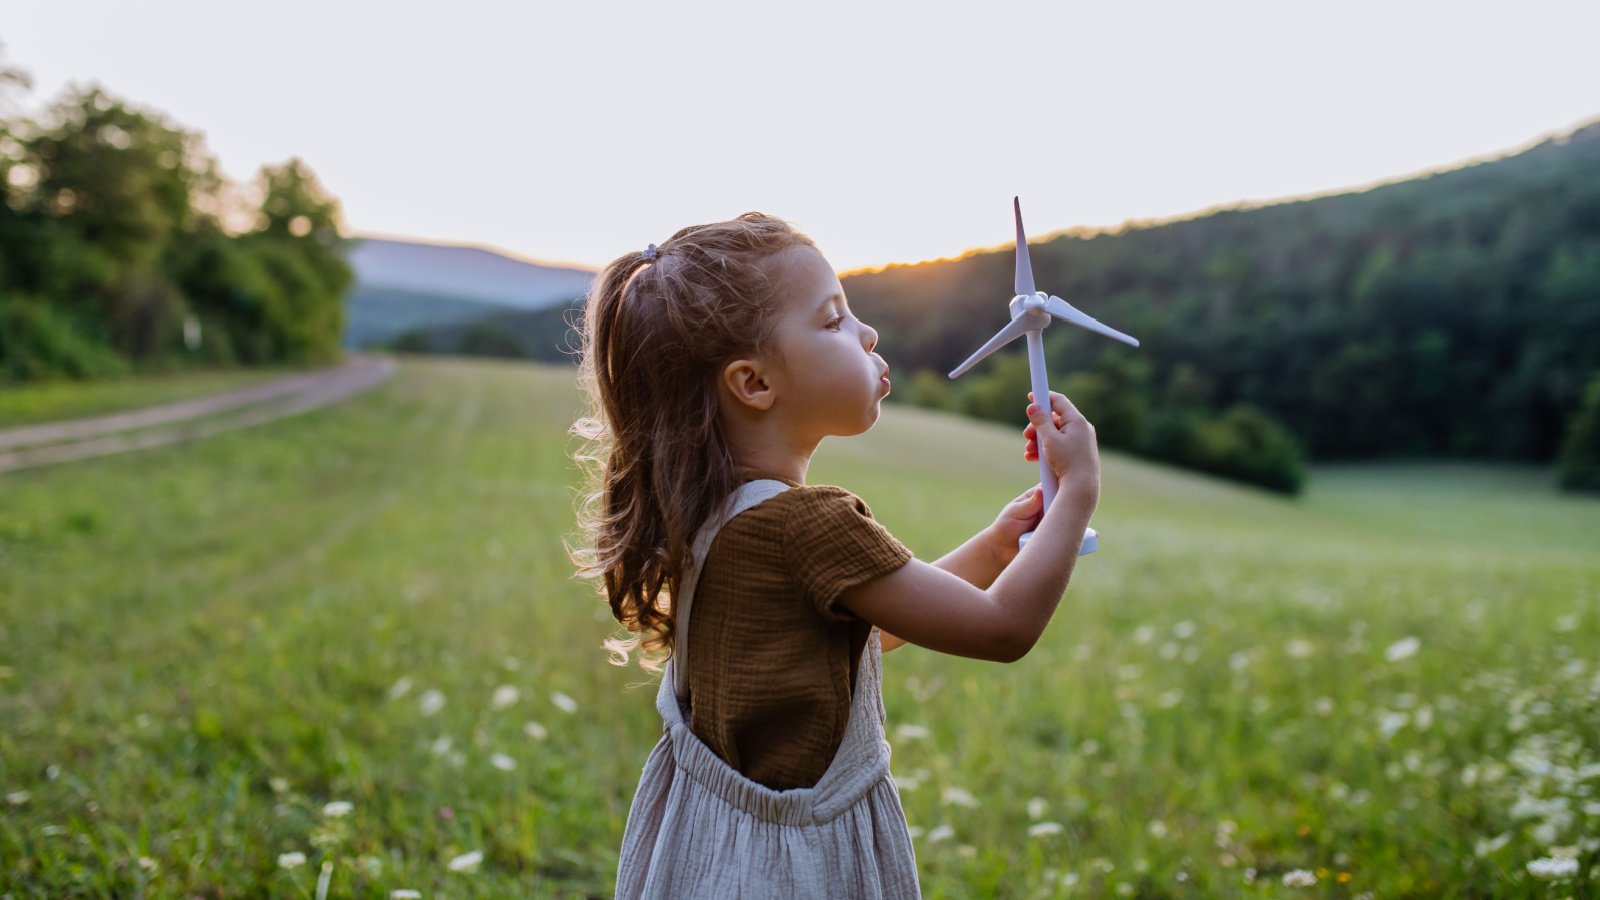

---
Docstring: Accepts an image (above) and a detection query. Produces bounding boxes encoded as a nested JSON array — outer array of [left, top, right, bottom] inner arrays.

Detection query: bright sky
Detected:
[[5, 0, 1599, 273]]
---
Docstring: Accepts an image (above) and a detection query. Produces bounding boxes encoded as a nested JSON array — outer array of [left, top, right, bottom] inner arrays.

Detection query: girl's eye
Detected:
[[825, 315, 844, 331]]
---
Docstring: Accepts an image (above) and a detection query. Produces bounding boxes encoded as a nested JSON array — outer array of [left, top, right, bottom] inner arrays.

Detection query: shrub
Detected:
[[1558, 370, 1600, 492]]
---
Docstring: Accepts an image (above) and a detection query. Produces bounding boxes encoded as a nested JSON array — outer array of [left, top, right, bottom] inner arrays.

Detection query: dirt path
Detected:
[[0, 353, 396, 473]]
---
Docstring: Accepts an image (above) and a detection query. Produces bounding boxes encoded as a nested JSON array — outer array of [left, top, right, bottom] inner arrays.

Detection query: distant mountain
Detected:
[[348, 237, 594, 309], [341, 237, 595, 348]]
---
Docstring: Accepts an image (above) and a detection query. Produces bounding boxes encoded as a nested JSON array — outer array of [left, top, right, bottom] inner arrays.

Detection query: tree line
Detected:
[[0, 52, 350, 385], [842, 121, 1600, 494]]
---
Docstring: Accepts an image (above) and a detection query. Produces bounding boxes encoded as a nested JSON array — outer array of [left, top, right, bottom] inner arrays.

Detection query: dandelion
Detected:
[[447, 850, 483, 873], [523, 721, 548, 741], [387, 676, 413, 701], [550, 691, 578, 714], [1029, 821, 1064, 838], [926, 823, 955, 843], [278, 851, 307, 869], [491, 753, 517, 771], [1282, 869, 1317, 887], [490, 685, 519, 709], [1026, 797, 1048, 820], [1526, 857, 1579, 879], [322, 800, 352, 818], [418, 689, 446, 717], [1385, 637, 1420, 662], [940, 786, 979, 808], [894, 723, 930, 741]]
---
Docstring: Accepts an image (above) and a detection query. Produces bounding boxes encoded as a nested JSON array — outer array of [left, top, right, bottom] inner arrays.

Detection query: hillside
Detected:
[[843, 119, 1600, 469]]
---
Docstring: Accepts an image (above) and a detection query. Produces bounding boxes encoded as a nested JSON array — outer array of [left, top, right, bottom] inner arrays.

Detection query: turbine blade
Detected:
[[1044, 295, 1140, 347], [1014, 196, 1036, 297], [948, 315, 1034, 378]]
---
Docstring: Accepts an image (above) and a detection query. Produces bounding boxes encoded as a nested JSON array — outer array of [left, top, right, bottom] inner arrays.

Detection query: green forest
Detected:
[[842, 122, 1600, 494], [0, 54, 350, 385]]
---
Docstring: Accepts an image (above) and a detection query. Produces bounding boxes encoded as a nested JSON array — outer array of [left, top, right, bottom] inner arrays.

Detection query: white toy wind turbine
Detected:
[[949, 197, 1141, 555]]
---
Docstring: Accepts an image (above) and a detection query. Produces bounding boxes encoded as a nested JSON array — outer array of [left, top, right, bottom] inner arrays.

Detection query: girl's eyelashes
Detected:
[[824, 314, 844, 331]]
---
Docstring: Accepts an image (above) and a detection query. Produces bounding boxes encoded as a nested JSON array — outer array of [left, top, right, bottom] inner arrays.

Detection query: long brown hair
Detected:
[[570, 212, 816, 669]]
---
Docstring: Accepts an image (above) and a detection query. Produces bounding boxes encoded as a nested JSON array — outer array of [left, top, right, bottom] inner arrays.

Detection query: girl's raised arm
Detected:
[[840, 392, 1100, 662]]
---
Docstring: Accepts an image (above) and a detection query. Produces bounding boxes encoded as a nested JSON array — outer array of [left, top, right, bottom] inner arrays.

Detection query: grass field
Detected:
[[2, 355, 1597, 898]]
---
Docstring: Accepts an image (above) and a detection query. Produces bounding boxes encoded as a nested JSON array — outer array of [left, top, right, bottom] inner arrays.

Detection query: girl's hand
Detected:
[[1023, 390, 1101, 503], [988, 484, 1043, 567]]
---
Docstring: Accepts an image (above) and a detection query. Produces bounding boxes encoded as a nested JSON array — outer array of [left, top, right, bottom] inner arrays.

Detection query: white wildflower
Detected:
[[1133, 625, 1155, 644], [894, 723, 930, 741], [940, 786, 979, 808], [491, 753, 517, 772], [418, 689, 446, 717], [322, 801, 352, 818], [1173, 620, 1197, 639], [1385, 637, 1420, 662], [1314, 696, 1335, 715], [1028, 821, 1064, 838], [447, 850, 483, 872], [1378, 711, 1409, 740], [1157, 689, 1184, 709], [391, 892, 422, 899], [429, 735, 453, 756], [1526, 856, 1578, 879], [550, 692, 578, 714], [278, 851, 307, 869], [1286, 639, 1314, 659], [490, 685, 519, 710], [387, 676, 413, 701], [138, 856, 158, 872], [1281, 868, 1317, 887], [523, 721, 548, 741], [1413, 705, 1433, 731], [925, 823, 955, 843], [1026, 797, 1048, 820], [1554, 613, 1579, 633], [269, 777, 290, 794], [1147, 819, 1168, 839], [1474, 832, 1510, 858], [1549, 845, 1580, 860], [6, 791, 29, 805]]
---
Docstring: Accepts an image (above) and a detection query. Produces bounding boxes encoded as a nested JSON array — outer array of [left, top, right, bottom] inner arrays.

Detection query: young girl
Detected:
[[571, 212, 1100, 898]]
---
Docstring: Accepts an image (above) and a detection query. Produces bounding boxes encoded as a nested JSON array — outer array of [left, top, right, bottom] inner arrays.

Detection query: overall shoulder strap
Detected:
[[671, 479, 791, 701]]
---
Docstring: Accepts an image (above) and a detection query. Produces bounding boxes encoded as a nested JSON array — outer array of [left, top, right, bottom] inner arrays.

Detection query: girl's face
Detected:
[[767, 246, 891, 440]]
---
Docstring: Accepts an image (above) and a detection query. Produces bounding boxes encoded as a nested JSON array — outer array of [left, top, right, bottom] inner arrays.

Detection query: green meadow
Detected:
[[2, 356, 1597, 898]]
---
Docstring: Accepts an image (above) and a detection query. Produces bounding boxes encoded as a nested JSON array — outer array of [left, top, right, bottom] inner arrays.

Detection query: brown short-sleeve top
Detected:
[[684, 473, 913, 791]]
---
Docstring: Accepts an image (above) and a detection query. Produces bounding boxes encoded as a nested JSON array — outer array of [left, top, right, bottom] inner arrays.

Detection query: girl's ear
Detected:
[[720, 357, 776, 411]]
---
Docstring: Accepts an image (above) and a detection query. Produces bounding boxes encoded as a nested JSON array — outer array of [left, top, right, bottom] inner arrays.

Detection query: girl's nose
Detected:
[[861, 322, 879, 353]]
